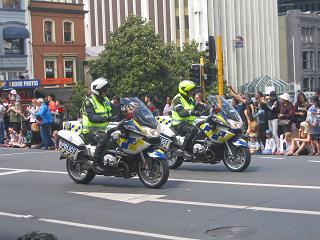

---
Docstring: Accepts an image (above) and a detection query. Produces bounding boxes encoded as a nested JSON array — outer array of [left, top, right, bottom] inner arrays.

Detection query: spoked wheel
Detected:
[[223, 144, 251, 172], [138, 156, 169, 188], [167, 148, 184, 169], [66, 158, 96, 184]]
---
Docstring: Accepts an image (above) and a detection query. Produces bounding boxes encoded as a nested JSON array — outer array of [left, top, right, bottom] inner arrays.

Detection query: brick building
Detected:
[[28, 0, 86, 99]]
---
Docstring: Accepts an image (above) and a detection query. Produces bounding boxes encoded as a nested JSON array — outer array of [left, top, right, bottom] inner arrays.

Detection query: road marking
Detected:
[[0, 211, 33, 219], [71, 192, 320, 217], [258, 156, 285, 160], [0, 151, 56, 157], [0, 170, 28, 176], [1, 167, 320, 190], [308, 160, 320, 163], [39, 218, 200, 240], [0, 210, 200, 240]]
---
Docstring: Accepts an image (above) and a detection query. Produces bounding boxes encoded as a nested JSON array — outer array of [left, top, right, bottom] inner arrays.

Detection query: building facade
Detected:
[[28, 0, 86, 98], [279, 10, 320, 92], [0, 0, 30, 81], [84, 0, 280, 90], [278, 0, 320, 13]]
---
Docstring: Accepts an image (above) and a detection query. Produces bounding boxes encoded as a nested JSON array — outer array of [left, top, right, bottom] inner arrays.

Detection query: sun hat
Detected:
[[265, 129, 272, 135], [279, 93, 291, 101], [10, 89, 17, 95]]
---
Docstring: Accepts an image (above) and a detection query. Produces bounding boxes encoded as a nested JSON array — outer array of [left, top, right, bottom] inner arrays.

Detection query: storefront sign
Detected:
[[0, 79, 40, 89]]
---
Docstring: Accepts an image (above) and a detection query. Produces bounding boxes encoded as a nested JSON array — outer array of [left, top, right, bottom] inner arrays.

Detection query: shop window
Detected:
[[64, 59, 76, 80], [3, 0, 20, 9], [4, 39, 24, 55], [63, 21, 74, 43], [44, 59, 57, 79], [44, 20, 55, 43]]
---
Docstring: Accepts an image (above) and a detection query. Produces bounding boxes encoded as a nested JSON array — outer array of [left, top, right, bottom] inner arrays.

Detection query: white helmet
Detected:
[[91, 78, 110, 96]]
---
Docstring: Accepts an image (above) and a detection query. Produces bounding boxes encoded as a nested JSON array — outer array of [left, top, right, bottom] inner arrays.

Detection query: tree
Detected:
[[89, 16, 204, 100], [68, 83, 87, 120]]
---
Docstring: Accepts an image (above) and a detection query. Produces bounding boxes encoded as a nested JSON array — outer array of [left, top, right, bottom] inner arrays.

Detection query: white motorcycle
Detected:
[[157, 96, 251, 172], [58, 97, 169, 188]]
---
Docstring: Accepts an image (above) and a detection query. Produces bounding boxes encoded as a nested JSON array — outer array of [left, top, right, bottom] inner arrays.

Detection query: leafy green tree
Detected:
[[89, 16, 204, 100], [68, 83, 87, 120]]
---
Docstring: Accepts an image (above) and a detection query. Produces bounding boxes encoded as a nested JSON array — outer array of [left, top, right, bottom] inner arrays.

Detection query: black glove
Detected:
[[189, 109, 200, 117], [194, 111, 201, 117], [105, 115, 119, 122]]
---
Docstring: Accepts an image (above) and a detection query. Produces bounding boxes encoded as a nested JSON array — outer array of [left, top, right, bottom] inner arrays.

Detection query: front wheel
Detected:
[[66, 158, 96, 184], [138, 157, 169, 188], [223, 145, 251, 172]]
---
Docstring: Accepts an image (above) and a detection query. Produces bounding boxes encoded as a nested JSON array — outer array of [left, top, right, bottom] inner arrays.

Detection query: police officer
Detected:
[[82, 78, 117, 173], [171, 80, 200, 158]]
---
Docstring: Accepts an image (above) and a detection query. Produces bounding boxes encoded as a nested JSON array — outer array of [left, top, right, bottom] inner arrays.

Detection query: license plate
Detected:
[[160, 135, 172, 151], [59, 140, 78, 156]]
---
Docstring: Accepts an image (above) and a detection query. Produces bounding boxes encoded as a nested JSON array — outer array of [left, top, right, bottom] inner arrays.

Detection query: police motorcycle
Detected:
[[157, 95, 251, 172], [58, 97, 169, 188]]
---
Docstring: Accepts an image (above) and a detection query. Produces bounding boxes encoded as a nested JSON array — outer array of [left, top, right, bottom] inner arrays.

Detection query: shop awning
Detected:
[[3, 26, 30, 39], [35, 88, 73, 101]]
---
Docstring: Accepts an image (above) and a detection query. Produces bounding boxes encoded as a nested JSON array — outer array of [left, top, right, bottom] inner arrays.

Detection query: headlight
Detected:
[[227, 119, 243, 129], [141, 126, 160, 137]]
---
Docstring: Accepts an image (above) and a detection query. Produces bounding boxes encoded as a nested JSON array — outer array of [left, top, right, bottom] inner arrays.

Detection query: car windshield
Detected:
[[207, 95, 242, 122], [120, 97, 158, 129]]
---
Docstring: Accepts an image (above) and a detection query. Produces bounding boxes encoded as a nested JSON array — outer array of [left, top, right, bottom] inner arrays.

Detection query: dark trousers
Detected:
[[258, 123, 268, 146], [0, 121, 4, 144], [173, 122, 198, 152], [85, 131, 109, 163], [40, 123, 53, 148]]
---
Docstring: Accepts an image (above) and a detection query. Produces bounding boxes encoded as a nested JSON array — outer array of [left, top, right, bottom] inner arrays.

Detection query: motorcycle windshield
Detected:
[[120, 97, 158, 129], [207, 95, 242, 122]]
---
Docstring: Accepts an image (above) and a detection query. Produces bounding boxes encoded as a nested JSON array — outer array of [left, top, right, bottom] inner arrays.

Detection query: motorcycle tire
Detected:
[[66, 158, 96, 184], [223, 145, 251, 172], [138, 157, 169, 188]]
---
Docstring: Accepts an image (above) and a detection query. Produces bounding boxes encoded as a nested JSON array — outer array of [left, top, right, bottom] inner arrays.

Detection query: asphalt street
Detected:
[[0, 148, 320, 240]]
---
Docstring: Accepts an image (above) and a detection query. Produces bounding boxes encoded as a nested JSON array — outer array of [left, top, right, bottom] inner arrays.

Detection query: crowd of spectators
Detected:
[[0, 90, 64, 150], [229, 87, 320, 156]]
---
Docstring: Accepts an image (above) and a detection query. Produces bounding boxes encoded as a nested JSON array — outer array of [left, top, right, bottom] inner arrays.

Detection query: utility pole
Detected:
[[216, 36, 224, 96], [200, 57, 205, 96]]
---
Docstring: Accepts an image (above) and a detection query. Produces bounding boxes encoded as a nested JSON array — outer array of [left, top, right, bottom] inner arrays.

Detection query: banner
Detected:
[[0, 79, 40, 89]]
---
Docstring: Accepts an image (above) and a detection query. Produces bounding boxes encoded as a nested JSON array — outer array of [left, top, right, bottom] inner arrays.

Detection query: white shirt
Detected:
[[265, 137, 277, 153], [28, 106, 39, 123]]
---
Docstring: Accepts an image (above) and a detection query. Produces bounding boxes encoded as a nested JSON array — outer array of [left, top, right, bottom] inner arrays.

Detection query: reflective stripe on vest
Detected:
[[82, 95, 112, 134], [171, 93, 196, 126]]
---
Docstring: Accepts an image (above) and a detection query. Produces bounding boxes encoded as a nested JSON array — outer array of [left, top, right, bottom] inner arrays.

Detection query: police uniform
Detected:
[[171, 93, 198, 154], [82, 95, 113, 165]]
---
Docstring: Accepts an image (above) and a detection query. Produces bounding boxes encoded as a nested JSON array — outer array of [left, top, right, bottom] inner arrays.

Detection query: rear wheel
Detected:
[[223, 144, 251, 172], [66, 158, 96, 184], [167, 148, 184, 169], [138, 157, 169, 188]]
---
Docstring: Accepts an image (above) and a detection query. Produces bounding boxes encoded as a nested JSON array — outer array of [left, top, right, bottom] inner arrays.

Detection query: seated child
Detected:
[[12, 129, 29, 148], [4, 127, 18, 147], [248, 133, 261, 154], [262, 129, 277, 155], [277, 132, 292, 155]]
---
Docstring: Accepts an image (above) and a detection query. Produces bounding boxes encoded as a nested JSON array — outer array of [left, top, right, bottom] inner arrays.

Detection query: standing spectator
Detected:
[[52, 99, 65, 131], [47, 94, 57, 113], [294, 92, 309, 129], [308, 96, 320, 116], [266, 91, 280, 143], [144, 96, 157, 115], [0, 99, 5, 144], [262, 129, 277, 155], [9, 89, 20, 103], [278, 93, 295, 135], [153, 97, 162, 116], [253, 96, 268, 146], [307, 107, 320, 155], [231, 98, 241, 114], [7, 96, 21, 132], [163, 96, 172, 116], [111, 96, 122, 120], [35, 98, 53, 150], [25, 99, 39, 129]]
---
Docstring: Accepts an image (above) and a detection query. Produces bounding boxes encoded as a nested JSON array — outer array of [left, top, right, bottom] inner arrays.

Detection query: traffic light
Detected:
[[205, 36, 216, 65], [190, 64, 201, 85], [204, 35, 216, 85]]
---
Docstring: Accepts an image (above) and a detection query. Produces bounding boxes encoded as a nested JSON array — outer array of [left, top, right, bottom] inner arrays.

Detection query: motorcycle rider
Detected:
[[171, 80, 201, 158], [82, 78, 118, 173]]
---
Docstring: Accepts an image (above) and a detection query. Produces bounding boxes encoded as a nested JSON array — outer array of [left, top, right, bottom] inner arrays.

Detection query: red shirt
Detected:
[[48, 100, 57, 112]]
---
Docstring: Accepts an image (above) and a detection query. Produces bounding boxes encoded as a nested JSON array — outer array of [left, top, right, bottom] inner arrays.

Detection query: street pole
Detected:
[[216, 36, 224, 96]]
